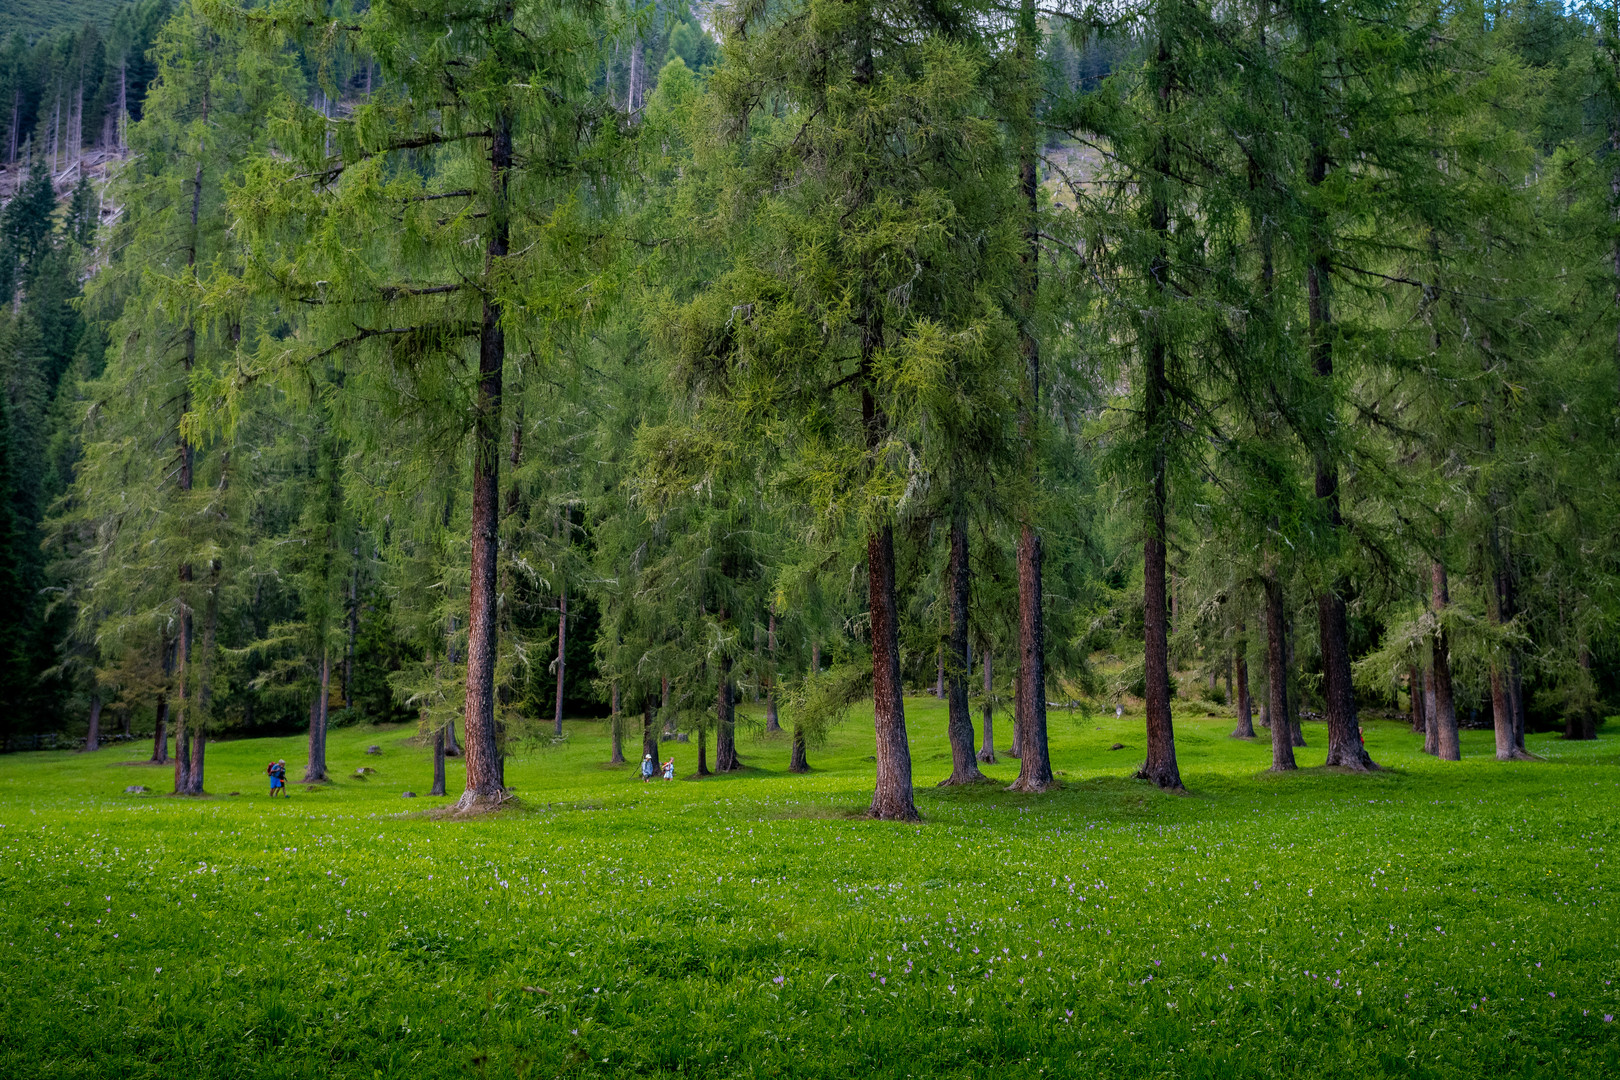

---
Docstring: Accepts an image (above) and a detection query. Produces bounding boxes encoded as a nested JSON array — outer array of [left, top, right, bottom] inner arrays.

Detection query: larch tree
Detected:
[[223, 0, 627, 810]]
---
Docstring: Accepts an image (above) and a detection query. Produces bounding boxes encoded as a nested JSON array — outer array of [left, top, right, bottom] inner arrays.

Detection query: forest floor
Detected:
[[0, 701, 1616, 1078]]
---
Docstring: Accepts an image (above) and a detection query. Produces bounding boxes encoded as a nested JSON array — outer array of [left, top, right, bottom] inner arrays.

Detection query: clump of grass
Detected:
[[0, 702, 1615, 1077]]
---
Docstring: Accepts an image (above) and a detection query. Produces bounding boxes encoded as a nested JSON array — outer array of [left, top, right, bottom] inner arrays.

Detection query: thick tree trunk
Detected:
[[765, 614, 782, 733], [1431, 561, 1460, 760], [455, 110, 513, 812], [610, 683, 624, 765], [940, 512, 985, 785], [174, 724, 190, 794], [867, 524, 919, 819], [430, 727, 447, 796], [1011, 526, 1055, 791], [977, 648, 996, 764], [1423, 665, 1439, 755], [553, 584, 567, 737], [1231, 623, 1255, 739], [716, 655, 739, 772], [1138, 472, 1184, 790], [84, 695, 101, 752], [1264, 572, 1297, 771], [789, 722, 809, 773], [1318, 590, 1371, 767], [304, 651, 330, 782]]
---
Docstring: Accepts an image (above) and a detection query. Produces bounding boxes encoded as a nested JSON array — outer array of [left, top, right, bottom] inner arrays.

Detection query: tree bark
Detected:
[[867, 523, 919, 819], [789, 721, 809, 773], [715, 654, 739, 772], [430, 726, 447, 796], [940, 512, 985, 785], [1011, 526, 1055, 791], [610, 682, 624, 764], [765, 614, 782, 733], [1431, 561, 1461, 760], [1264, 571, 1297, 771], [454, 107, 513, 812], [172, 595, 192, 795], [977, 648, 996, 764], [1231, 622, 1255, 739], [304, 650, 330, 782], [1138, 470, 1183, 790], [696, 723, 710, 776], [84, 695, 101, 752]]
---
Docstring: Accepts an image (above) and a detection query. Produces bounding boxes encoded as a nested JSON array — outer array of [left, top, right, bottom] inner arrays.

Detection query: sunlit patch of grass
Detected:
[[0, 699, 1615, 1077]]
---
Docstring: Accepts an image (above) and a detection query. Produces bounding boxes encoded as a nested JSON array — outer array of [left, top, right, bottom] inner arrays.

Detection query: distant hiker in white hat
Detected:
[[641, 753, 655, 782]]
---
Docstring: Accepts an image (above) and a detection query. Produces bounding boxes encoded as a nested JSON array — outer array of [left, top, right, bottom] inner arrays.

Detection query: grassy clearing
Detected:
[[1, 702, 1616, 1078]]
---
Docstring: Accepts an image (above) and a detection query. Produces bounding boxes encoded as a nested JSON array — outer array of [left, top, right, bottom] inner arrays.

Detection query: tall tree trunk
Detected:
[[940, 511, 985, 785], [172, 600, 192, 794], [867, 523, 918, 819], [1011, 526, 1054, 792], [977, 648, 996, 763], [553, 583, 567, 737], [1431, 561, 1461, 760], [1137, 41, 1184, 794], [1304, 123, 1372, 771], [1008, 0, 1050, 795], [696, 723, 710, 776], [84, 695, 101, 752], [765, 614, 782, 733], [304, 650, 330, 782], [430, 726, 447, 796], [455, 108, 513, 812], [1264, 571, 1296, 771], [1231, 623, 1255, 739], [1138, 446, 1183, 790], [174, 725, 190, 795], [610, 683, 624, 765], [716, 654, 739, 772]]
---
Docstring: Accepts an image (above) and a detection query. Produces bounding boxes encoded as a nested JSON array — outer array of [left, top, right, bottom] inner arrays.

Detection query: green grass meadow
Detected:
[[1, 701, 1616, 1078]]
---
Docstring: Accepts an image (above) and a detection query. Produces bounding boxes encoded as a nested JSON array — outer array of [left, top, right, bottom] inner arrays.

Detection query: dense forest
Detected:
[[1, 0, 1614, 815]]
